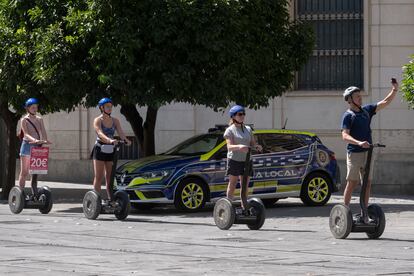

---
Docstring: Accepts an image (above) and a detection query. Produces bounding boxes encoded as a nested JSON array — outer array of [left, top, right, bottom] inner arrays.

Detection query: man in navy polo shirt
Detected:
[[341, 79, 399, 208]]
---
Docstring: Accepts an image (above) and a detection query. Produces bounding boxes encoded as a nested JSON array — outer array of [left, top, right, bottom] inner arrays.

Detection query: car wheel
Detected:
[[300, 172, 332, 206], [174, 178, 208, 212]]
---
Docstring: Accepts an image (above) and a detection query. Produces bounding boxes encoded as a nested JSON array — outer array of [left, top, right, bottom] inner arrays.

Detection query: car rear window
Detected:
[[258, 133, 307, 153]]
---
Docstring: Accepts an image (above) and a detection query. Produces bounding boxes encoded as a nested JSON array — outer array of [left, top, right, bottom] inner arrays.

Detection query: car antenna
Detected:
[[282, 118, 288, 129]]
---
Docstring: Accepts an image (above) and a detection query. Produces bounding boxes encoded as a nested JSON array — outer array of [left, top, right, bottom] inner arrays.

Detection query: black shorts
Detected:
[[226, 159, 254, 177], [91, 144, 114, 162]]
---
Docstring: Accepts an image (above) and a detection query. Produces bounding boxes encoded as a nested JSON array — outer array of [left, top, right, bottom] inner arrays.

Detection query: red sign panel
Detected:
[[29, 147, 49, 175]]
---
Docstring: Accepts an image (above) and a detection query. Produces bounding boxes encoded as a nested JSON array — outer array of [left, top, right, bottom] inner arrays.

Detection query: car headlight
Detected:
[[136, 169, 174, 180]]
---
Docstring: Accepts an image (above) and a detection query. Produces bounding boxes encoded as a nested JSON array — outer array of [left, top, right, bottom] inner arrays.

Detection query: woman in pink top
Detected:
[[18, 98, 51, 200]]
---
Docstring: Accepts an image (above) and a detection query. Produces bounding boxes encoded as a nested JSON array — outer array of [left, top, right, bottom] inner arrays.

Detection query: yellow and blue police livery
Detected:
[[115, 126, 341, 211]]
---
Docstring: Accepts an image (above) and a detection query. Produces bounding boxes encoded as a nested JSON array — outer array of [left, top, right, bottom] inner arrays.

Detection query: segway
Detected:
[[83, 140, 130, 220], [329, 143, 386, 239], [214, 147, 266, 230], [9, 141, 53, 214]]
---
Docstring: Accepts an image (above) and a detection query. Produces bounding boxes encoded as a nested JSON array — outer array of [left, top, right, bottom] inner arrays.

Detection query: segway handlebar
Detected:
[[29, 140, 50, 145], [371, 143, 386, 148], [111, 139, 126, 145]]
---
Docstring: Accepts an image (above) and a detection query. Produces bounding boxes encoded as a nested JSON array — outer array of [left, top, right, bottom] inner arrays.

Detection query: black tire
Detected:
[[214, 198, 235, 230], [83, 190, 101, 220], [174, 178, 208, 212], [300, 172, 332, 206], [262, 198, 280, 208], [114, 191, 131, 220], [8, 186, 25, 214], [329, 204, 353, 239], [247, 198, 266, 230], [38, 186, 53, 214], [366, 204, 386, 239]]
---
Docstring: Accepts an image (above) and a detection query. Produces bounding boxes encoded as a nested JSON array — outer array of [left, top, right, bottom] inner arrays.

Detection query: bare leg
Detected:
[[226, 175, 239, 201], [93, 160, 105, 195], [31, 174, 38, 197], [239, 176, 251, 210], [365, 179, 372, 206], [344, 180, 359, 206], [18, 156, 30, 188], [104, 161, 113, 201]]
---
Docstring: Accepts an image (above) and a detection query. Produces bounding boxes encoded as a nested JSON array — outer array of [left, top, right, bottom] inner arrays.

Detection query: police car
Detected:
[[115, 126, 340, 211]]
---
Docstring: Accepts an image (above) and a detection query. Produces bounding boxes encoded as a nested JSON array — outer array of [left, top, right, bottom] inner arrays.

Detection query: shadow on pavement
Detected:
[[54, 198, 414, 220], [49, 197, 414, 235], [347, 237, 414, 243]]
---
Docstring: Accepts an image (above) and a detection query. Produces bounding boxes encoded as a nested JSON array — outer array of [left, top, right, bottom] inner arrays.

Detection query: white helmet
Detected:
[[343, 86, 360, 101]]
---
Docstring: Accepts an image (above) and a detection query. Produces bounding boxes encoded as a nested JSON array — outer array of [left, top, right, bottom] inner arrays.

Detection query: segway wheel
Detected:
[[214, 198, 235, 230], [329, 204, 353, 239], [114, 191, 130, 220], [366, 204, 386, 239], [83, 190, 102, 220], [247, 198, 266, 230], [38, 186, 53, 214], [8, 186, 25, 214]]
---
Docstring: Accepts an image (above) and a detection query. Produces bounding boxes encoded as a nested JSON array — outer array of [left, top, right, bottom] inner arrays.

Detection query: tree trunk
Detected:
[[143, 106, 158, 156], [120, 104, 158, 157], [0, 101, 19, 200]]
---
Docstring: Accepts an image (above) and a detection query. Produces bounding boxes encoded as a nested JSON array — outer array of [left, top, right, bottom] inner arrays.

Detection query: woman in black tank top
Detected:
[[92, 98, 131, 201]]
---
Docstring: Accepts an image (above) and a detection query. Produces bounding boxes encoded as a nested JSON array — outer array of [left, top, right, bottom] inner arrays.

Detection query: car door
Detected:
[[208, 144, 229, 199], [208, 137, 263, 199], [253, 133, 311, 195]]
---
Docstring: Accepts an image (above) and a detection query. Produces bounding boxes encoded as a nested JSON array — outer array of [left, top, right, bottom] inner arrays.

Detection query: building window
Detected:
[[295, 0, 363, 91]]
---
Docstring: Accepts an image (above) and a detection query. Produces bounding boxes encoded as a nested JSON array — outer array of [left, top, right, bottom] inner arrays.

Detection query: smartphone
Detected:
[[391, 78, 397, 84]]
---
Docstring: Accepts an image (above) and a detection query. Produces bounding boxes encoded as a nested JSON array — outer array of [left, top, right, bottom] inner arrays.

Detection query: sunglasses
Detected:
[[236, 112, 246, 116]]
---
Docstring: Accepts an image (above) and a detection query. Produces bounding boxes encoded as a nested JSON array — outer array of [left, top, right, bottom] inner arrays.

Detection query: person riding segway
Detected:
[[82, 98, 132, 220], [213, 105, 266, 230], [9, 98, 53, 214], [329, 78, 399, 239]]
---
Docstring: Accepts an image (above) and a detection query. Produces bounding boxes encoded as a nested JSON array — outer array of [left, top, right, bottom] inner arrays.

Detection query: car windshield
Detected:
[[163, 134, 224, 156]]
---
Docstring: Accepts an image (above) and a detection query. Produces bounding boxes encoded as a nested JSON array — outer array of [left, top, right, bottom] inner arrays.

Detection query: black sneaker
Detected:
[[26, 194, 36, 201], [248, 207, 257, 216], [354, 213, 364, 224], [235, 207, 243, 216], [355, 213, 375, 224], [242, 209, 251, 216], [364, 216, 376, 224]]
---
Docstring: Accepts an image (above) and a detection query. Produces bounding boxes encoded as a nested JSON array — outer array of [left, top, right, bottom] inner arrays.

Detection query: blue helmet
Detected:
[[24, 98, 39, 108], [229, 105, 245, 117], [98, 97, 112, 107]]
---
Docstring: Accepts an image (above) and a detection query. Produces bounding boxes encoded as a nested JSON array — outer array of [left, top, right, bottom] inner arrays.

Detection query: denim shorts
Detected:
[[20, 140, 36, 157]]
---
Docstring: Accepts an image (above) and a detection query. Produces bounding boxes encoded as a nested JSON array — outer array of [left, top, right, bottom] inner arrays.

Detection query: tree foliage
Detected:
[[71, 0, 314, 110], [401, 55, 414, 108], [0, 0, 88, 198]]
